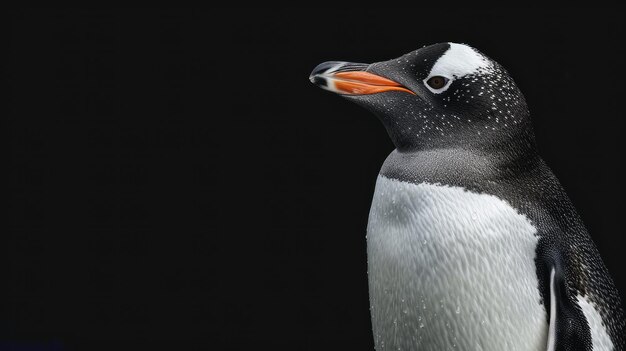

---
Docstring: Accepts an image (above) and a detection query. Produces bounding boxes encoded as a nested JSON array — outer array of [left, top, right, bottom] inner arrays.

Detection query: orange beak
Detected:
[[310, 61, 414, 96]]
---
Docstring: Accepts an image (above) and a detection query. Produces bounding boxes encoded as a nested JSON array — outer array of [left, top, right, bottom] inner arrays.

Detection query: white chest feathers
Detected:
[[366, 175, 548, 351]]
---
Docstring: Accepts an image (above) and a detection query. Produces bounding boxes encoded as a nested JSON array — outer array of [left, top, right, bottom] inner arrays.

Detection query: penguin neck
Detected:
[[381, 120, 540, 183], [387, 116, 537, 161]]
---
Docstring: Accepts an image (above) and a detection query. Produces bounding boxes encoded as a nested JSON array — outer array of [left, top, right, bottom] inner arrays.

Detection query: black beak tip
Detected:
[[310, 61, 370, 77], [310, 61, 344, 78], [310, 75, 328, 88]]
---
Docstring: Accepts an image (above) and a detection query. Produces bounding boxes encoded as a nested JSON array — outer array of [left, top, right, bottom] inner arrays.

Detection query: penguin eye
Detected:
[[426, 76, 449, 90]]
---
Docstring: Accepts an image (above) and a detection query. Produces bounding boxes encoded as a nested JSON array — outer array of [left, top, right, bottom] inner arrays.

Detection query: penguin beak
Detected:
[[309, 61, 415, 96]]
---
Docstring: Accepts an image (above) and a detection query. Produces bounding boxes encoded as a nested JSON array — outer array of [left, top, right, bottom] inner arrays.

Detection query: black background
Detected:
[[6, 8, 626, 350]]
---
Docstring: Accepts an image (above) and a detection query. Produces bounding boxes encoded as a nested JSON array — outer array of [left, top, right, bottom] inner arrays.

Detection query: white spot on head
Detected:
[[424, 43, 492, 94]]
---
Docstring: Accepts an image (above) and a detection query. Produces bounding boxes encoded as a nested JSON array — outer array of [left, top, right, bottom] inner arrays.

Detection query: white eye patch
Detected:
[[424, 43, 492, 94]]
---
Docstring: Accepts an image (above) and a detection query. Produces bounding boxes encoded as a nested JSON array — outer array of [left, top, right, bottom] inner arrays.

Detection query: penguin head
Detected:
[[310, 43, 535, 152]]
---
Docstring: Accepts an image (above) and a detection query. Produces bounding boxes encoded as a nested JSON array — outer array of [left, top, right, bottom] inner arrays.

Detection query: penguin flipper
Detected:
[[545, 264, 592, 351], [546, 268, 557, 351]]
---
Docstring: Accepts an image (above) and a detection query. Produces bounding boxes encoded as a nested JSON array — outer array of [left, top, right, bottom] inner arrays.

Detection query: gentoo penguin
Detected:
[[310, 43, 625, 350]]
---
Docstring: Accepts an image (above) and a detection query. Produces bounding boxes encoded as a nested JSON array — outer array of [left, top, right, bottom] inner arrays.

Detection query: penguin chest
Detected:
[[366, 175, 548, 351]]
